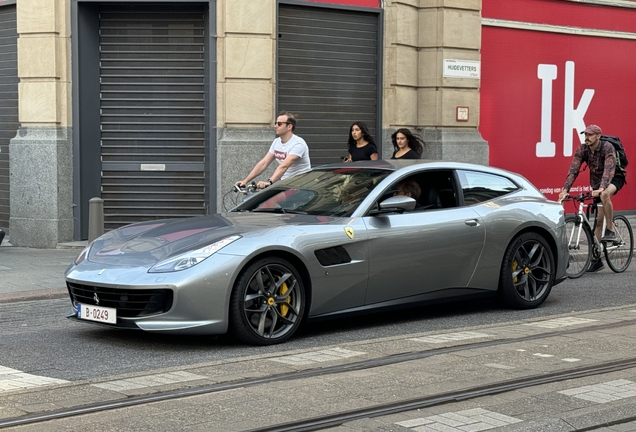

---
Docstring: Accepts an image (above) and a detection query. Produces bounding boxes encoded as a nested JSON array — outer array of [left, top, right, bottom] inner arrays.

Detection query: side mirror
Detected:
[[370, 195, 417, 215]]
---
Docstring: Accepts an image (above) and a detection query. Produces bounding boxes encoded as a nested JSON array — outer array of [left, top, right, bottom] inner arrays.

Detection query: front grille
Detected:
[[67, 282, 173, 318]]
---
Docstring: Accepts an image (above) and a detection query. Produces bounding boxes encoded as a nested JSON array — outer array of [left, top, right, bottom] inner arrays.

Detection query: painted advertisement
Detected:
[[481, 0, 636, 210]]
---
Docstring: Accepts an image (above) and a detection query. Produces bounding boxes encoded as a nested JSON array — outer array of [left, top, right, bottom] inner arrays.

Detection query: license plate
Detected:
[[77, 303, 117, 324]]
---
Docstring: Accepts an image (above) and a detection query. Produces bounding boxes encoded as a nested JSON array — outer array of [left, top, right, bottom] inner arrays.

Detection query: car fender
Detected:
[[466, 199, 564, 289]]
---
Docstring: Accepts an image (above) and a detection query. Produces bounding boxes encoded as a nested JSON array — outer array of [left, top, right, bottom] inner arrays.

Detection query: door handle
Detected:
[[465, 219, 480, 227]]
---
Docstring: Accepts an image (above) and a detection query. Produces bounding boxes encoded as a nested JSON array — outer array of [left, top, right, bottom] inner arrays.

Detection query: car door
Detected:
[[363, 174, 486, 305]]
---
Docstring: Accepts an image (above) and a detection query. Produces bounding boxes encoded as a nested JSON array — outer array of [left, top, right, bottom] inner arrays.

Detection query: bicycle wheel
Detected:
[[564, 215, 593, 278], [604, 215, 634, 273], [222, 191, 239, 211]]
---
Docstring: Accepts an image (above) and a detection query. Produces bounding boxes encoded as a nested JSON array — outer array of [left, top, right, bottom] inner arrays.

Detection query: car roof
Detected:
[[314, 159, 516, 177]]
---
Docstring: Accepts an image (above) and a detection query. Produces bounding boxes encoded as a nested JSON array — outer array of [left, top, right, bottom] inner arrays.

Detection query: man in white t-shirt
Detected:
[[237, 111, 311, 189]]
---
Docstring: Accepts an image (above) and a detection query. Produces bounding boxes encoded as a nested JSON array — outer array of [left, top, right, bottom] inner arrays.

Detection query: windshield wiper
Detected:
[[251, 208, 308, 215], [251, 208, 287, 214]]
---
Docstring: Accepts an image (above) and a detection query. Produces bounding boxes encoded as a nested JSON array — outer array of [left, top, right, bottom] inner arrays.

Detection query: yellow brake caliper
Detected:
[[512, 260, 518, 283], [278, 280, 291, 317]]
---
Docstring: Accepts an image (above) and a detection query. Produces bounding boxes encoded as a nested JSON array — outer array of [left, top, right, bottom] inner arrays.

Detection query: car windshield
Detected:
[[233, 168, 391, 217]]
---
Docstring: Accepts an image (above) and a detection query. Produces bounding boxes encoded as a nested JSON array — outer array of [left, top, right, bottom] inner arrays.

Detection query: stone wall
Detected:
[[215, 0, 277, 209], [10, 0, 73, 247]]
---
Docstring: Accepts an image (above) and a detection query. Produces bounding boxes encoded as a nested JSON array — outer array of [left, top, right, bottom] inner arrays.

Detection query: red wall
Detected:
[[483, 0, 636, 33], [481, 0, 636, 210]]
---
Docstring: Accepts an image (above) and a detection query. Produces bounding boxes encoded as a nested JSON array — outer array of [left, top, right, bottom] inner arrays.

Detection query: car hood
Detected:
[[86, 212, 341, 266]]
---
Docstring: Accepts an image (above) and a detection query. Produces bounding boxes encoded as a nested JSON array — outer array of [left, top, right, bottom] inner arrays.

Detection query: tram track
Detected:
[[1, 318, 636, 430], [248, 357, 636, 432]]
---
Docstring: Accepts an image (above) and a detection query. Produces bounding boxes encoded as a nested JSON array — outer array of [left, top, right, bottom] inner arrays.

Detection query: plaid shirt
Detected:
[[563, 141, 616, 191]]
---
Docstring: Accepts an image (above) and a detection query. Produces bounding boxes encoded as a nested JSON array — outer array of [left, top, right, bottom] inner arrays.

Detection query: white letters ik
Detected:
[[536, 61, 594, 157]]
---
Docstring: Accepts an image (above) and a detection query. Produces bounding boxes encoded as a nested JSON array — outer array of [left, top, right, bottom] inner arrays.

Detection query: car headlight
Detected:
[[148, 235, 241, 273], [74, 243, 92, 265]]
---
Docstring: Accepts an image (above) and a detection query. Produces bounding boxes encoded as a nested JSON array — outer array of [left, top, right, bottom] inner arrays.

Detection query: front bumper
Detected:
[[64, 252, 245, 335]]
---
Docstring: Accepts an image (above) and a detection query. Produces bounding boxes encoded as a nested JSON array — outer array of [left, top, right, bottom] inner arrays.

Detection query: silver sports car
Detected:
[[66, 160, 568, 345]]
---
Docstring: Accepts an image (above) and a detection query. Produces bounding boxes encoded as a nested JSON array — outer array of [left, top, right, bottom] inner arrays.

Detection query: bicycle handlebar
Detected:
[[560, 192, 594, 203], [234, 181, 258, 194]]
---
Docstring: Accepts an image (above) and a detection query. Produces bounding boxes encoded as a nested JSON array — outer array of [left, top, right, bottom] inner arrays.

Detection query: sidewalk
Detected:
[[0, 234, 84, 303]]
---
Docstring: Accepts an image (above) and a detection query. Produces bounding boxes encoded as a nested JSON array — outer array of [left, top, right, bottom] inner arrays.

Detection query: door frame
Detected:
[[70, 0, 217, 240]]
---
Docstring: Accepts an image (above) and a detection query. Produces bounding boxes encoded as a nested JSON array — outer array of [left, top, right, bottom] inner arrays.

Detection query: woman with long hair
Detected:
[[391, 128, 424, 159], [344, 122, 378, 162]]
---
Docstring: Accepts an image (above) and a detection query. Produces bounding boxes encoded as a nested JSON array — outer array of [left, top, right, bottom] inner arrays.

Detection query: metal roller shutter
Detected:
[[278, 5, 380, 166], [99, 4, 207, 230], [0, 5, 18, 228]]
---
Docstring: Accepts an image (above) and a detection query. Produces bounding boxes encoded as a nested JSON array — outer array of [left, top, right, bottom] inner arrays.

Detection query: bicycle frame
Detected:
[[569, 199, 605, 259]]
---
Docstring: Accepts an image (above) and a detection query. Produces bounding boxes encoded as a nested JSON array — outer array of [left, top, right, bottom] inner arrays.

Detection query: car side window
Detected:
[[374, 170, 459, 213], [457, 170, 519, 205]]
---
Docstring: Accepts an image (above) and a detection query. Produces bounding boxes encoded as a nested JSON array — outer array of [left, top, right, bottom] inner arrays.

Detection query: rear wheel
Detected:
[[229, 257, 305, 345], [499, 232, 554, 309], [564, 215, 593, 278], [604, 215, 634, 273]]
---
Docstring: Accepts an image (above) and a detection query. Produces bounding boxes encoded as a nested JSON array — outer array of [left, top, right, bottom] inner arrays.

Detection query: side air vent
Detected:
[[315, 246, 352, 267]]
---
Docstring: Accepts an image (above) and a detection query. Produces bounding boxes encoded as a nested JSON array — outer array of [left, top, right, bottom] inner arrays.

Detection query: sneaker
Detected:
[[602, 230, 617, 242], [587, 259, 605, 273]]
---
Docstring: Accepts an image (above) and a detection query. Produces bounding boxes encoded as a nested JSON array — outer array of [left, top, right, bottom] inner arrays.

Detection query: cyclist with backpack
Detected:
[[558, 124, 627, 272]]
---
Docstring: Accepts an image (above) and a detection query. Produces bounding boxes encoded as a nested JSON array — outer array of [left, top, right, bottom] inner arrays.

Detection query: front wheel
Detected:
[[564, 215, 593, 278], [604, 215, 634, 273], [499, 232, 554, 309], [229, 257, 306, 345]]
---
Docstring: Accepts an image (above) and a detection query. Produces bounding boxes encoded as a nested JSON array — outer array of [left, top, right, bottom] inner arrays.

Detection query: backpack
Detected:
[[602, 135, 628, 172]]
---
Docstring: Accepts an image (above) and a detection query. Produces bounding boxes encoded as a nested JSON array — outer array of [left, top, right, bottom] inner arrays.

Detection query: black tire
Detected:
[[604, 215, 634, 273], [564, 215, 593, 278], [499, 232, 554, 309], [229, 257, 305, 345]]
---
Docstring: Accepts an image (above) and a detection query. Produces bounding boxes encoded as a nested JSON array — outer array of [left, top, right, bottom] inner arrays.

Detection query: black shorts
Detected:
[[611, 171, 626, 193], [593, 171, 626, 195]]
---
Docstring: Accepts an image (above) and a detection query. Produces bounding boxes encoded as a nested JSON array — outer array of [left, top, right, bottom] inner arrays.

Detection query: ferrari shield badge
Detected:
[[344, 227, 354, 239]]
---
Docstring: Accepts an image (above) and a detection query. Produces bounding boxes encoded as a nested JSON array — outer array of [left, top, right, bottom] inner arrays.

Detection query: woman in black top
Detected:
[[391, 128, 424, 159], [344, 122, 378, 162]]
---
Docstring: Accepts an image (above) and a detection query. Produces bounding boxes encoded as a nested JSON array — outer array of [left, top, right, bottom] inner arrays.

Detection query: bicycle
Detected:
[[222, 182, 259, 211], [562, 192, 633, 278]]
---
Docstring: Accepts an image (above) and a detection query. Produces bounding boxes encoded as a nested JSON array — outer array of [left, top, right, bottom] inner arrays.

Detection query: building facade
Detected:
[[1, 0, 632, 247]]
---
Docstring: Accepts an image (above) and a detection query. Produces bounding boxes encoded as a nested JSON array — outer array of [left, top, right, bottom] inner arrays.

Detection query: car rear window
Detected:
[[457, 170, 520, 205]]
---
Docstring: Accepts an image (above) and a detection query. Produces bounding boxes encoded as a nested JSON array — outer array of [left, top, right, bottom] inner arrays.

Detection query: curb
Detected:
[[0, 288, 68, 304]]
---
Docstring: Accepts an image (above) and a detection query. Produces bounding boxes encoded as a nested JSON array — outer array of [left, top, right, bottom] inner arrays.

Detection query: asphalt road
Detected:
[[1, 266, 634, 382]]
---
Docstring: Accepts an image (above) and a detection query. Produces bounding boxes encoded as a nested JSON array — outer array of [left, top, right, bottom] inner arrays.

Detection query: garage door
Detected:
[[278, 4, 380, 166], [99, 4, 207, 230], [0, 4, 18, 228]]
